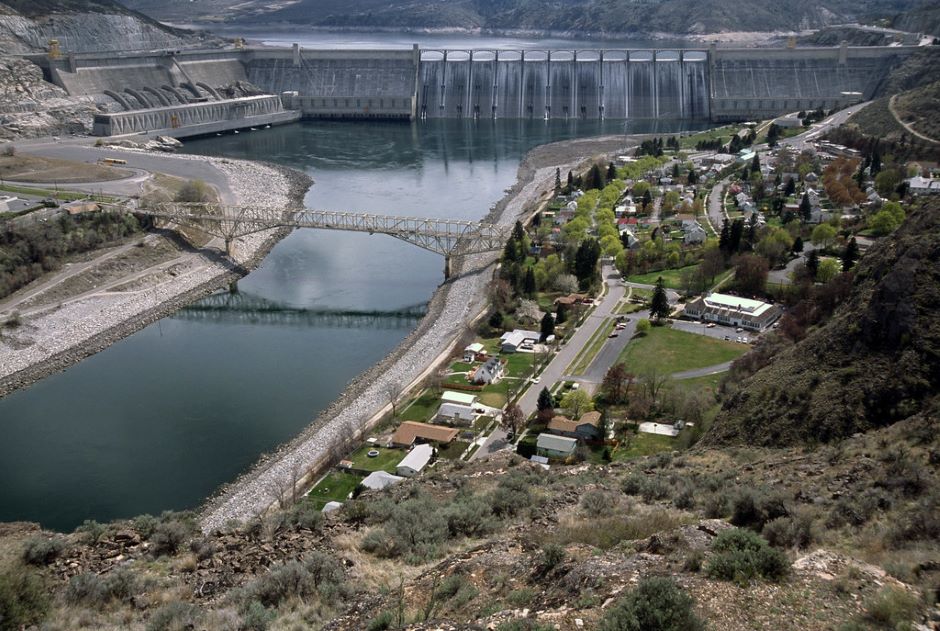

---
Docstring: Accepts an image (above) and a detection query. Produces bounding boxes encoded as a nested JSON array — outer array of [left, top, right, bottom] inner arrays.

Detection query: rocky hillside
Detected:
[[707, 199, 940, 447], [0, 0, 217, 54], [0, 57, 98, 139], [121, 0, 923, 36]]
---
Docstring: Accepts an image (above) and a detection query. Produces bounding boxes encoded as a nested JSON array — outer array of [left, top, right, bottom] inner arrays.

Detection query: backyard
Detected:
[[346, 444, 403, 473], [627, 265, 698, 290], [617, 325, 748, 375], [306, 471, 363, 510]]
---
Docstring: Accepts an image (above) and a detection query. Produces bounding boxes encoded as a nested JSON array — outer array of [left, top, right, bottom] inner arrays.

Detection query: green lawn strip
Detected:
[[448, 361, 473, 374], [473, 415, 495, 432], [307, 471, 364, 509], [616, 301, 645, 315], [568, 317, 615, 376], [437, 440, 471, 460], [710, 268, 735, 291], [0, 183, 91, 202], [400, 390, 441, 422], [670, 373, 723, 400], [627, 265, 699, 290], [617, 326, 748, 375], [503, 352, 534, 378], [678, 125, 734, 150], [611, 432, 676, 460], [346, 445, 403, 473]]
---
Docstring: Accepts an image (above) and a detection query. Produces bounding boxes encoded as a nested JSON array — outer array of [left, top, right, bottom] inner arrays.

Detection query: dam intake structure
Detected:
[[25, 42, 919, 135]]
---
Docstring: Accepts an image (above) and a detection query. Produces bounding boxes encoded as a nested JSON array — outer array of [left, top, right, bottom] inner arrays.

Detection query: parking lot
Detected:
[[671, 319, 765, 344]]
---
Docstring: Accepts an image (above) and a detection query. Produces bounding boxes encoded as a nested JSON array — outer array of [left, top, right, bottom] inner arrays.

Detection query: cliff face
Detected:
[[0, 0, 217, 54], [706, 200, 940, 447], [0, 57, 98, 138]]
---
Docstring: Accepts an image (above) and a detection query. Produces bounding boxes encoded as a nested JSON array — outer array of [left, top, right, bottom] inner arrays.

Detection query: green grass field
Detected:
[[617, 326, 748, 375], [627, 265, 699, 290], [437, 440, 470, 460], [307, 471, 363, 509], [400, 390, 441, 422], [347, 445, 402, 473]]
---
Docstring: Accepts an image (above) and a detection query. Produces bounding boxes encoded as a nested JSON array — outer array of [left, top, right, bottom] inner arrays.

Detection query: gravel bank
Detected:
[[199, 133, 638, 533], [0, 157, 311, 398]]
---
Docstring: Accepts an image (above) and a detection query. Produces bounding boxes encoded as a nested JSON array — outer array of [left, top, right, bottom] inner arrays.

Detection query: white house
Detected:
[[907, 176, 940, 195], [682, 220, 707, 244], [472, 357, 504, 384], [435, 402, 476, 426], [463, 342, 485, 362], [396, 443, 434, 477], [536, 433, 578, 459], [442, 390, 478, 407], [500, 329, 540, 353], [360, 470, 404, 491], [683, 292, 780, 331]]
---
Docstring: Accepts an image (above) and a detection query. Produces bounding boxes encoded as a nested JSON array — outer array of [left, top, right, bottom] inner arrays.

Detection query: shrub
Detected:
[[241, 600, 273, 631], [888, 491, 940, 547], [102, 567, 141, 603], [133, 514, 159, 539], [190, 537, 219, 561], [827, 489, 888, 529], [863, 586, 920, 629], [445, 494, 495, 538], [553, 512, 681, 550], [151, 520, 191, 557], [506, 588, 535, 607], [76, 519, 107, 543], [489, 479, 532, 518], [286, 501, 324, 531], [174, 179, 213, 203], [361, 495, 450, 562], [598, 576, 704, 631], [706, 528, 789, 585], [581, 489, 614, 516], [241, 553, 345, 609], [762, 513, 813, 549], [2, 144, 14, 157], [65, 572, 106, 607], [496, 621, 556, 631], [729, 488, 788, 531], [0, 561, 49, 630], [366, 611, 394, 631], [702, 493, 729, 518], [146, 601, 200, 631], [22, 536, 65, 566], [672, 485, 695, 510], [538, 543, 566, 574], [683, 550, 704, 573]]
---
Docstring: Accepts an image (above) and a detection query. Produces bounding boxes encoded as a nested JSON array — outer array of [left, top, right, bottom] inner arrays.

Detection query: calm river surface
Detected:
[[0, 118, 706, 531]]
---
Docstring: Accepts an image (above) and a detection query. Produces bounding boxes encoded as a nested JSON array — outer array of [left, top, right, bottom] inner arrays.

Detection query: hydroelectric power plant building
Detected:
[[24, 43, 919, 137]]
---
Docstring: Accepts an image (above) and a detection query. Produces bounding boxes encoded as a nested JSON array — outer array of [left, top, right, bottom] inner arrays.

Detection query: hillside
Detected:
[[0, 0, 216, 54], [120, 0, 923, 36], [706, 199, 940, 447]]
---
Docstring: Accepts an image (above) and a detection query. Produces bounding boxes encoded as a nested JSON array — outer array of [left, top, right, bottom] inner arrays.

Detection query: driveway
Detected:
[[767, 241, 816, 286], [471, 428, 508, 461]]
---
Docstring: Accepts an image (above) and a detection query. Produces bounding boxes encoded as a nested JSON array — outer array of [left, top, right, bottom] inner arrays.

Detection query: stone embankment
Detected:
[[0, 57, 98, 140], [199, 133, 636, 533], [0, 156, 310, 397]]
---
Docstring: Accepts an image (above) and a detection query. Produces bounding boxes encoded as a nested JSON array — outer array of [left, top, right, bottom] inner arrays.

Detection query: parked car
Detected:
[[608, 331, 619, 338], [735, 327, 744, 333], [706, 323, 716, 328], [723, 335, 731, 341]]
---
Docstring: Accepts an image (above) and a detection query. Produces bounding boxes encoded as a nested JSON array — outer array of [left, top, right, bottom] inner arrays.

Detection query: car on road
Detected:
[[608, 331, 619, 338], [706, 323, 716, 328], [723, 335, 731, 341], [735, 327, 744, 333]]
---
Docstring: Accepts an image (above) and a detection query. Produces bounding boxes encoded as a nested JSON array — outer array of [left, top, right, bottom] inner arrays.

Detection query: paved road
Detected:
[[514, 265, 625, 417], [708, 178, 729, 229], [18, 140, 236, 203], [672, 361, 734, 380], [767, 241, 817, 286], [471, 428, 508, 461], [779, 101, 874, 150]]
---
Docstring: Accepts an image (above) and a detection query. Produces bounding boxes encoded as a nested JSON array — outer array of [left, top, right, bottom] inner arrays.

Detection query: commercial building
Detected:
[[683, 292, 780, 331]]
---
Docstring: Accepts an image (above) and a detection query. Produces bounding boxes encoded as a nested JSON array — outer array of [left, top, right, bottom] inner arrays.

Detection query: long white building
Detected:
[[683, 292, 780, 331]]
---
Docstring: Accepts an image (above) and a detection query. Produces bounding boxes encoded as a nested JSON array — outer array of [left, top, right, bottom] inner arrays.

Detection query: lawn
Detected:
[[400, 390, 441, 422], [448, 361, 473, 374], [616, 301, 645, 315], [627, 265, 699, 290], [437, 440, 470, 460], [473, 415, 495, 432], [307, 471, 363, 510], [347, 445, 403, 473], [617, 326, 748, 375], [611, 432, 676, 460], [670, 373, 723, 401]]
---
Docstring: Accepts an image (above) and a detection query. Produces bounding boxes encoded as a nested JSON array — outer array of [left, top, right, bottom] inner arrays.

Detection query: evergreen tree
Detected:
[[642, 189, 653, 209], [523, 267, 536, 296], [784, 177, 796, 196], [799, 191, 813, 222], [540, 311, 555, 341], [806, 249, 820, 280], [502, 238, 519, 263], [574, 239, 601, 289], [650, 277, 671, 320], [751, 153, 760, 174], [792, 236, 804, 253], [555, 302, 568, 324], [567, 170, 575, 191], [729, 218, 744, 253], [607, 162, 617, 182], [554, 167, 562, 195], [512, 220, 525, 243], [687, 169, 698, 185], [841, 237, 859, 271], [870, 146, 882, 175], [672, 162, 680, 178], [537, 387, 555, 412], [589, 163, 605, 190], [718, 219, 731, 254]]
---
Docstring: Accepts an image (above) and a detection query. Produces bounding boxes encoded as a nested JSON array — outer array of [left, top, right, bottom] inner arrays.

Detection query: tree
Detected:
[[566, 170, 575, 192], [718, 219, 731, 254], [810, 223, 836, 249], [502, 404, 524, 438], [672, 162, 680, 178], [587, 163, 605, 190], [868, 209, 901, 236], [650, 277, 671, 320], [751, 153, 760, 174], [540, 311, 555, 342], [841, 237, 859, 270], [523, 267, 536, 296], [555, 302, 568, 324], [799, 192, 813, 222], [784, 177, 796, 196], [537, 387, 555, 413], [602, 363, 635, 404], [574, 239, 601, 290], [805, 249, 820, 280], [792, 236, 804, 253], [560, 389, 593, 418], [554, 167, 562, 195], [607, 162, 618, 182], [816, 258, 841, 283], [635, 318, 651, 335], [733, 254, 769, 296]]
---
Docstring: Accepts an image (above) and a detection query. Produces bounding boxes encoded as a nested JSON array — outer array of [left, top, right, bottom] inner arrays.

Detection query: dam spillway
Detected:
[[30, 42, 919, 132]]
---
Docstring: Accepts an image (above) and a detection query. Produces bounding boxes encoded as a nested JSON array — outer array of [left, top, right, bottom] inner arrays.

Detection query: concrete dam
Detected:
[[28, 43, 918, 135]]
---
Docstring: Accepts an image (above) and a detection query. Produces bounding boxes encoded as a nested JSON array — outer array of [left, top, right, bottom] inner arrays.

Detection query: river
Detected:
[[0, 118, 707, 532]]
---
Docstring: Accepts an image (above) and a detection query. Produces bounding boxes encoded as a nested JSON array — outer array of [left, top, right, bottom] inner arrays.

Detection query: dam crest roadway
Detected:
[[137, 203, 512, 278]]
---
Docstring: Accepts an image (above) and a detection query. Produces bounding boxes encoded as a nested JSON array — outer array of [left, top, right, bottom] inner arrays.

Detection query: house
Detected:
[[472, 357, 504, 385], [442, 390, 478, 407], [804, 172, 819, 185], [360, 470, 404, 491], [619, 227, 640, 249], [463, 343, 485, 362], [390, 421, 459, 448], [809, 207, 833, 224], [396, 443, 434, 477], [683, 292, 780, 331], [907, 176, 940, 195], [554, 293, 588, 307], [682, 221, 707, 244], [435, 402, 476, 426], [536, 433, 579, 459], [547, 411, 603, 441], [638, 422, 682, 437], [500, 329, 540, 353]]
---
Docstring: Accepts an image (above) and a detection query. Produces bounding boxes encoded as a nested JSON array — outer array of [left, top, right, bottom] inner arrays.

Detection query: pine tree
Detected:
[[729, 218, 744, 253], [806, 249, 820, 280], [524, 267, 536, 296], [537, 387, 555, 412], [792, 236, 804, 253], [540, 311, 555, 341], [512, 220, 525, 243], [643, 189, 653, 209], [567, 170, 574, 191], [841, 237, 859, 271], [751, 153, 760, 174], [555, 302, 568, 324], [672, 162, 680, 178], [784, 177, 796, 196], [650, 277, 671, 320], [554, 167, 562, 195], [607, 162, 617, 182], [799, 191, 813, 222], [718, 219, 731, 254], [589, 163, 605, 190]]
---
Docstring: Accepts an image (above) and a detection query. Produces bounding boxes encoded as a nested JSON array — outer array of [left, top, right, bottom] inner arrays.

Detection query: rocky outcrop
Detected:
[[0, 57, 98, 138]]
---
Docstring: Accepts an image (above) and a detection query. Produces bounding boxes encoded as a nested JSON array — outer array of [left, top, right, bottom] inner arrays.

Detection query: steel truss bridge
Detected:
[[137, 203, 511, 278]]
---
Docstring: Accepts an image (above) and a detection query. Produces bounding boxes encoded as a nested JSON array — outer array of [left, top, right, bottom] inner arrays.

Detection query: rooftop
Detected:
[[536, 433, 578, 453], [391, 421, 459, 446], [703, 293, 773, 316], [397, 443, 434, 472], [442, 390, 477, 406], [361, 470, 404, 491]]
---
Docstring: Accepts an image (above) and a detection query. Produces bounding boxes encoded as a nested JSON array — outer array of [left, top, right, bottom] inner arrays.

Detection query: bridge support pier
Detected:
[[224, 238, 234, 258], [444, 255, 452, 280]]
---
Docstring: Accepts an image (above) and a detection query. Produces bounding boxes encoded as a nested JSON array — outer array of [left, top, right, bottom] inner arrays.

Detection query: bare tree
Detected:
[[386, 380, 403, 418], [640, 367, 669, 405], [502, 403, 525, 437]]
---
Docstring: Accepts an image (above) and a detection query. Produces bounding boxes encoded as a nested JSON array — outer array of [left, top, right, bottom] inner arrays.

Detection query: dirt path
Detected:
[[888, 95, 940, 145]]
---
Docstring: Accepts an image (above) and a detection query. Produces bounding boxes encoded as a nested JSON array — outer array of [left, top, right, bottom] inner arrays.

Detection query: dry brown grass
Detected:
[[0, 155, 131, 184]]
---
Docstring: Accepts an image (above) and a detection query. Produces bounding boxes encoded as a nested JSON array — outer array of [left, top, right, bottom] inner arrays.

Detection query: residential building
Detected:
[[396, 443, 434, 477], [907, 176, 940, 195], [682, 221, 707, 244], [463, 343, 485, 362], [547, 411, 603, 441], [360, 470, 404, 491], [390, 421, 459, 448], [500, 329, 540, 353], [472, 357, 504, 385], [683, 292, 780, 331], [442, 391, 478, 407], [435, 402, 476, 426], [536, 433, 579, 459]]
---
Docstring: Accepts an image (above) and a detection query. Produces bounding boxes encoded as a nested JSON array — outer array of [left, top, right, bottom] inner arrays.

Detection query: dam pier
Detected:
[[23, 42, 917, 138]]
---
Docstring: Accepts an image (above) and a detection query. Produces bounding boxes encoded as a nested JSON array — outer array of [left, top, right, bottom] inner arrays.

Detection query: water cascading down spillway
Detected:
[[418, 48, 710, 120]]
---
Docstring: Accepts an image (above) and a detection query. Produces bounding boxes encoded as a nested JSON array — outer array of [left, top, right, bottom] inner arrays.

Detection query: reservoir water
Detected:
[[0, 118, 706, 532]]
